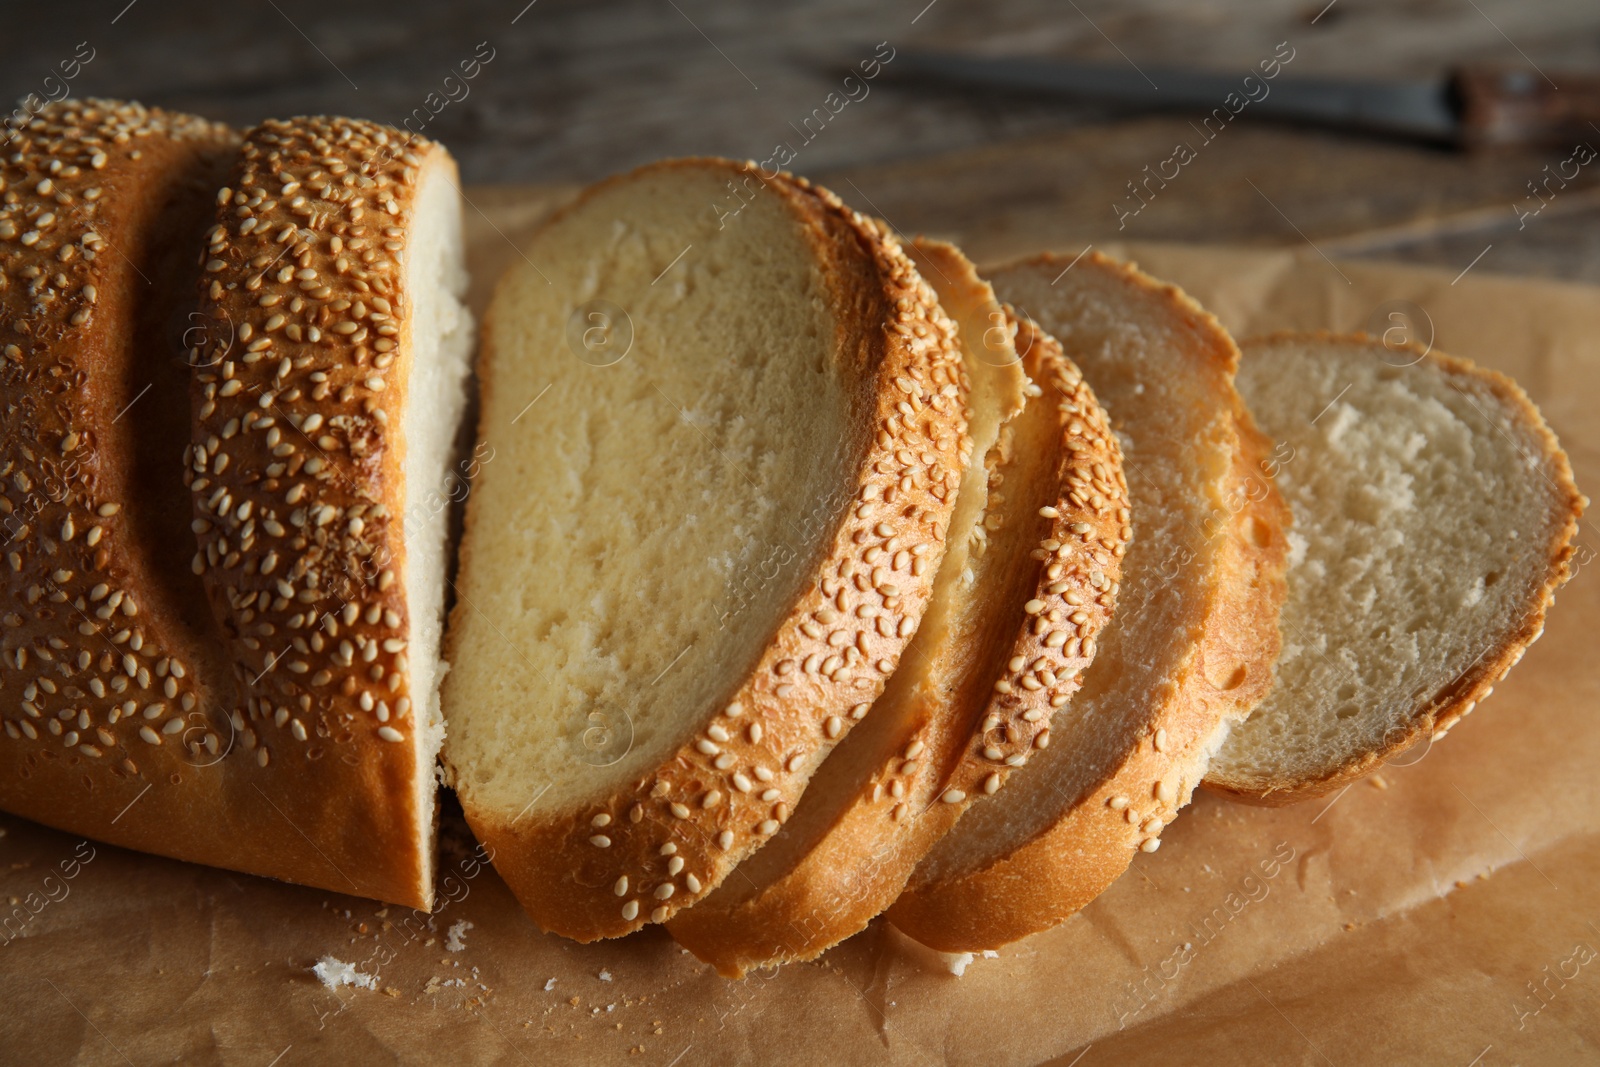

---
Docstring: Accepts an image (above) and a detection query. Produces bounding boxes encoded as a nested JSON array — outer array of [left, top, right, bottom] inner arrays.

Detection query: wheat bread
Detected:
[[0, 104, 472, 908], [1203, 332, 1586, 801], [887, 251, 1290, 951], [441, 160, 968, 941], [668, 240, 1126, 976]]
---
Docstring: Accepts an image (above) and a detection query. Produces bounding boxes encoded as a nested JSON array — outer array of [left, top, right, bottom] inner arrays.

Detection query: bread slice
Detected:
[[887, 252, 1290, 952], [183, 116, 473, 906], [1204, 332, 1586, 802], [0, 103, 472, 910], [441, 160, 968, 941], [667, 241, 1127, 976]]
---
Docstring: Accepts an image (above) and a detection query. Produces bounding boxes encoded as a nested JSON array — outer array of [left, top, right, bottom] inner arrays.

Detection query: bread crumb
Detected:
[[598, 969, 612, 982], [544, 978, 556, 991], [569, 996, 581, 1007], [382, 987, 402, 997], [1370, 774, 1389, 790], [445, 919, 473, 952], [945, 953, 976, 976], [311, 956, 377, 991]]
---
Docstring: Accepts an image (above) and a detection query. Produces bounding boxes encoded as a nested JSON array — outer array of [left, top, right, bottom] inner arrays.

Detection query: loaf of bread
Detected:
[[668, 239, 1127, 976], [441, 160, 969, 941], [1203, 332, 1585, 801], [888, 252, 1290, 951], [0, 102, 472, 909]]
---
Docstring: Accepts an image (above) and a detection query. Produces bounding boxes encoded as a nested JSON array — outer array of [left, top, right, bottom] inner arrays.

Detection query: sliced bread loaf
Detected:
[[1204, 332, 1586, 801], [0, 105, 471, 909], [667, 240, 1126, 976], [441, 161, 968, 941], [887, 252, 1290, 952]]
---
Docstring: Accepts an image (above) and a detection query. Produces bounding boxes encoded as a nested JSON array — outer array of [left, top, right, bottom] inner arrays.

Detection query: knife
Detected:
[[883, 50, 1600, 150]]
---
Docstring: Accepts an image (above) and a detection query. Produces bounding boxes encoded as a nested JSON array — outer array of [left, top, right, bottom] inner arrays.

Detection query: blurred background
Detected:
[[10, 0, 1600, 280]]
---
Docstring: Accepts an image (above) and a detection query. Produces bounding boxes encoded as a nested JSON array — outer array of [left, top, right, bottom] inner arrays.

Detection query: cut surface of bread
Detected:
[[0, 103, 471, 910], [887, 252, 1290, 952], [1205, 332, 1585, 801], [670, 241, 1126, 976], [443, 160, 967, 941]]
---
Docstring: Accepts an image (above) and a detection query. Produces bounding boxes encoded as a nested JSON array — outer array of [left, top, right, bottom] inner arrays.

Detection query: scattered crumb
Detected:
[[945, 952, 976, 976], [312, 956, 377, 992], [1344, 922, 1357, 931], [569, 996, 581, 1007], [445, 920, 474, 952], [598, 969, 612, 982], [981, 951, 998, 959], [382, 987, 402, 997], [544, 978, 557, 991]]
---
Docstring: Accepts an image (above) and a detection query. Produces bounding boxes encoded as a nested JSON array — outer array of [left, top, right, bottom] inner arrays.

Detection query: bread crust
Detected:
[[1202, 330, 1587, 804], [667, 286, 1128, 975], [448, 160, 971, 941], [0, 103, 447, 909], [887, 251, 1291, 952], [177, 117, 463, 907]]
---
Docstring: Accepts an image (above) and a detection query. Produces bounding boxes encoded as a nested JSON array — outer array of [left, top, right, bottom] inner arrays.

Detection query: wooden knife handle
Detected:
[[1453, 64, 1600, 150]]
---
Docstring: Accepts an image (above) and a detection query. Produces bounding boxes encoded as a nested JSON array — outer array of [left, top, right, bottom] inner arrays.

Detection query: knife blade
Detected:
[[882, 50, 1600, 150]]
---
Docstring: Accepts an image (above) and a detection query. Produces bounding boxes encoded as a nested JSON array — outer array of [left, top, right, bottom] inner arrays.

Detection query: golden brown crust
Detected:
[[667, 310, 1128, 977], [0, 102, 445, 909], [887, 251, 1291, 952], [1203, 330, 1586, 804], [452, 160, 971, 941], [179, 116, 459, 906]]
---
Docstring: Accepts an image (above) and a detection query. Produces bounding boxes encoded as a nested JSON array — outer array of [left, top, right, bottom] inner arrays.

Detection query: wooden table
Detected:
[[12, 0, 1600, 282]]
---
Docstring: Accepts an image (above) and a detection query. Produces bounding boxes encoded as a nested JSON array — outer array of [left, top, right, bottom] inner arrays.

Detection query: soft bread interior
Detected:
[[695, 240, 1029, 902], [1210, 335, 1575, 787], [913, 256, 1240, 884], [444, 164, 868, 817], [400, 152, 475, 867]]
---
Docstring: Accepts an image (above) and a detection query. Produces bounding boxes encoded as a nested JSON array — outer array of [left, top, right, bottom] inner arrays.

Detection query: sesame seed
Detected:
[[589, 835, 611, 848], [621, 901, 639, 921], [1153, 728, 1168, 752], [670, 803, 690, 819], [614, 876, 629, 896], [1140, 838, 1162, 853], [650, 906, 669, 923], [377, 726, 404, 742], [685, 874, 702, 894], [654, 884, 675, 900], [666, 856, 684, 875], [941, 789, 966, 803], [758, 819, 779, 835]]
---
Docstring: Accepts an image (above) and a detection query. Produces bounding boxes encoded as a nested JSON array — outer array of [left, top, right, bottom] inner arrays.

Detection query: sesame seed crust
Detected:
[[184, 115, 458, 907], [0, 102, 450, 911], [887, 252, 1292, 952], [0, 98, 248, 853], [449, 159, 970, 942], [669, 292, 1129, 976]]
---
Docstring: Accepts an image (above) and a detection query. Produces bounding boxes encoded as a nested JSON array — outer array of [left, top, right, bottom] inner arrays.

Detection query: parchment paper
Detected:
[[3, 193, 1598, 1067]]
